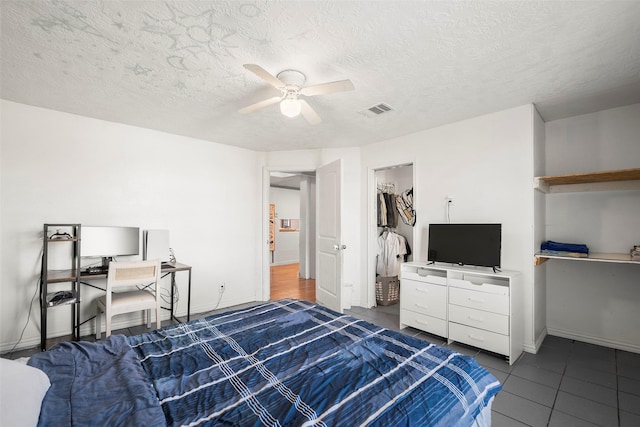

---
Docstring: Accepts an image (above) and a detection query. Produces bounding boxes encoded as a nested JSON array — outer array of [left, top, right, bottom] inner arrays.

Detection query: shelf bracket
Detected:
[[534, 256, 549, 266]]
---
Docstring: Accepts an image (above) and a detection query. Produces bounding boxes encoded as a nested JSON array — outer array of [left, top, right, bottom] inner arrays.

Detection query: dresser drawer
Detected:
[[400, 309, 447, 337], [448, 277, 509, 295], [401, 269, 447, 285], [449, 287, 509, 315], [449, 304, 509, 335], [401, 280, 447, 319], [449, 322, 509, 355]]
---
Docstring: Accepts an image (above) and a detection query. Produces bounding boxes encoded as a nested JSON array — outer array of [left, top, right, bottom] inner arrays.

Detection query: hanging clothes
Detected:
[[377, 190, 397, 228], [376, 230, 409, 277], [377, 192, 387, 226], [403, 237, 412, 262], [384, 192, 397, 227], [395, 188, 416, 226]]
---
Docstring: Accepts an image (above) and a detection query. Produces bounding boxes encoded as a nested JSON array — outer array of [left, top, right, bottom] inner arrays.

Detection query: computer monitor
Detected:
[[82, 226, 140, 267]]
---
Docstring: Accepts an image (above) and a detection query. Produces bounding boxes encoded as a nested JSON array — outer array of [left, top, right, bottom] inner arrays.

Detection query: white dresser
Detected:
[[400, 261, 523, 365]]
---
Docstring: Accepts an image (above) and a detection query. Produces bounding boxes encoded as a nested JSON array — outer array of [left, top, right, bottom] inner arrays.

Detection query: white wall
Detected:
[[0, 100, 264, 351], [543, 103, 640, 352], [269, 187, 300, 265], [360, 105, 536, 349]]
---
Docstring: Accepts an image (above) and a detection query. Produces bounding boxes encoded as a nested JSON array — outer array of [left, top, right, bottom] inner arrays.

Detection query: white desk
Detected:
[[79, 262, 193, 330]]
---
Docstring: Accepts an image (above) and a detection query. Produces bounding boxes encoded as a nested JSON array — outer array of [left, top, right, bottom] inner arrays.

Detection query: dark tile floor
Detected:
[[5, 301, 640, 427], [347, 304, 640, 427]]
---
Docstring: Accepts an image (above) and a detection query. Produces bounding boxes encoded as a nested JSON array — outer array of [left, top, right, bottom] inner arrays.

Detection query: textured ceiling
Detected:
[[2, 1, 639, 152]]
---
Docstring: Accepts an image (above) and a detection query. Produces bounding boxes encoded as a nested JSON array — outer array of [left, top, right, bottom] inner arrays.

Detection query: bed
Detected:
[[25, 299, 501, 426]]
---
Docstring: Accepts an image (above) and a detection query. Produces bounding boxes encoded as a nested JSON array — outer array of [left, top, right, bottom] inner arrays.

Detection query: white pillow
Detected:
[[0, 357, 51, 427]]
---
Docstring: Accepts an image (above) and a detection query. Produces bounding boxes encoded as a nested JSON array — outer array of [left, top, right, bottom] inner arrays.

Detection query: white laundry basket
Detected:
[[375, 276, 400, 306]]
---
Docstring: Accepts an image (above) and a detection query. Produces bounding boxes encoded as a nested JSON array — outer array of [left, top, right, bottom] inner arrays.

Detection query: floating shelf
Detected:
[[534, 168, 640, 193], [535, 252, 640, 266], [534, 168, 640, 267]]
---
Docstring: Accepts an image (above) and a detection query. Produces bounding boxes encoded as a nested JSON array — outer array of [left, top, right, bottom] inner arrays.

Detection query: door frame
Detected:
[[261, 166, 316, 302], [366, 161, 417, 308]]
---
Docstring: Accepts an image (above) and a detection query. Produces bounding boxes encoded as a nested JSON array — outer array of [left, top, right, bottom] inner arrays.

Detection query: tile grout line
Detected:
[[544, 347, 568, 427], [615, 349, 620, 427]]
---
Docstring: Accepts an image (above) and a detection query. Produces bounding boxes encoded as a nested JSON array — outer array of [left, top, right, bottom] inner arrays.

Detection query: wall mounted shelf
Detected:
[[534, 168, 640, 193], [534, 168, 640, 266], [535, 252, 640, 266]]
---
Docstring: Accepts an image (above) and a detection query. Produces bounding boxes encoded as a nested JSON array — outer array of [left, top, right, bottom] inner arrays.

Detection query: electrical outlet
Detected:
[[445, 195, 454, 206], [219, 283, 225, 292]]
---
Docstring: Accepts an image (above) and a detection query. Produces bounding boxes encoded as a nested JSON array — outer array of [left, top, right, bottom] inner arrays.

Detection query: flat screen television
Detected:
[[82, 226, 140, 267], [427, 223, 501, 269]]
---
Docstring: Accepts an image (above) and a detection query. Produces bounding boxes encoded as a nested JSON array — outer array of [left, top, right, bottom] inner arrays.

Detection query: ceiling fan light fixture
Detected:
[[280, 97, 301, 118], [240, 64, 354, 124]]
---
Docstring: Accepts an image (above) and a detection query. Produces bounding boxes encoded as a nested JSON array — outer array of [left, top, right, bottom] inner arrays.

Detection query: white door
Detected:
[[316, 159, 343, 312]]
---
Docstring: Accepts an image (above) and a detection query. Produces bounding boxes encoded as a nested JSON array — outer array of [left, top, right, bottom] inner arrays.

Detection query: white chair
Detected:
[[96, 259, 161, 339]]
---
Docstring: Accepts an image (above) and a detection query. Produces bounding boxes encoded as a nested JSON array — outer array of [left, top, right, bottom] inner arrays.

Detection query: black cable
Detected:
[[211, 286, 225, 311], [4, 248, 43, 357]]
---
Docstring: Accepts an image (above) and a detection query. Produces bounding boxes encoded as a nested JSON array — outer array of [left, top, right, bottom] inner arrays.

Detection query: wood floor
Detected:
[[270, 263, 316, 302]]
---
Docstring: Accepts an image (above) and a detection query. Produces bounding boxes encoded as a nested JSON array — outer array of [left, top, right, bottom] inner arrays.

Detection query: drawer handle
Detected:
[[414, 303, 429, 309], [468, 297, 485, 303], [468, 315, 484, 322], [415, 287, 429, 293], [468, 334, 485, 342], [416, 319, 429, 325]]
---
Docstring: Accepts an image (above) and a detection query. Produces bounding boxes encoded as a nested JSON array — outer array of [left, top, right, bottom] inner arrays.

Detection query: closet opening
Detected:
[[370, 163, 415, 322]]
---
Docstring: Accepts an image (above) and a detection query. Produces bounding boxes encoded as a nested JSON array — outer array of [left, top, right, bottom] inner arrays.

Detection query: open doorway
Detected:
[[269, 171, 316, 301]]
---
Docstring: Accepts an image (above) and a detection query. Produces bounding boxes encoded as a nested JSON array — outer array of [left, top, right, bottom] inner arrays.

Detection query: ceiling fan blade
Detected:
[[238, 96, 282, 114], [300, 79, 354, 97], [299, 99, 322, 125], [243, 64, 284, 89]]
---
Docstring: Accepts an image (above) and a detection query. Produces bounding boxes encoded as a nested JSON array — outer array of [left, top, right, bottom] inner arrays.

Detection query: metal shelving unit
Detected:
[[40, 223, 81, 350]]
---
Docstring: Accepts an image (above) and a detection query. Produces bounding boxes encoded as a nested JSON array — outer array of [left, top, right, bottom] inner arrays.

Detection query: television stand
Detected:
[[400, 261, 522, 365]]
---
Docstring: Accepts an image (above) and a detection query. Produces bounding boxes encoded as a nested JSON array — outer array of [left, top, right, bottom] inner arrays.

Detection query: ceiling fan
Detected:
[[239, 64, 354, 125]]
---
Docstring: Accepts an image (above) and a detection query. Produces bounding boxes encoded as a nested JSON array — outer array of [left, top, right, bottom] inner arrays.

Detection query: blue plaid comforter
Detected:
[[130, 299, 500, 426], [31, 299, 501, 426]]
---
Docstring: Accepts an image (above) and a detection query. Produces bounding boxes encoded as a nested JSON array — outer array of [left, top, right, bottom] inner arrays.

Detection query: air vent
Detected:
[[359, 103, 394, 118], [369, 103, 393, 114]]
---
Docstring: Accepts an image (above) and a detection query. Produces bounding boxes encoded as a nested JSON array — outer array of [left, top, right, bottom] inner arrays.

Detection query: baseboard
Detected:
[[1, 312, 164, 354], [270, 260, 300, 266], [1, 296, 265, 354], [1, 336, 40, 354], [523, 328, 548, 354], [547, 327, 640, 354]]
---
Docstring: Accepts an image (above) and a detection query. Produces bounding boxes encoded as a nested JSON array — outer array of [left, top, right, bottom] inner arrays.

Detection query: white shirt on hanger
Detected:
[[376, 230, 407, 277]]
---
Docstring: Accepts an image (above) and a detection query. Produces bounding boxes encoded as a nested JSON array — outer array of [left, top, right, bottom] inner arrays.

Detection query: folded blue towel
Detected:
[[541, 240, 589, 254]]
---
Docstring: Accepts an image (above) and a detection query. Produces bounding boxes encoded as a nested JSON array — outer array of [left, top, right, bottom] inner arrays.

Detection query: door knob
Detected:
[[333, 244, 347, 251]]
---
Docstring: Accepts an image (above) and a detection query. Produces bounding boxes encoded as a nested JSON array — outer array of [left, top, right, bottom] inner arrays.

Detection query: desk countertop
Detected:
[[79, 262, 191, 280]]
